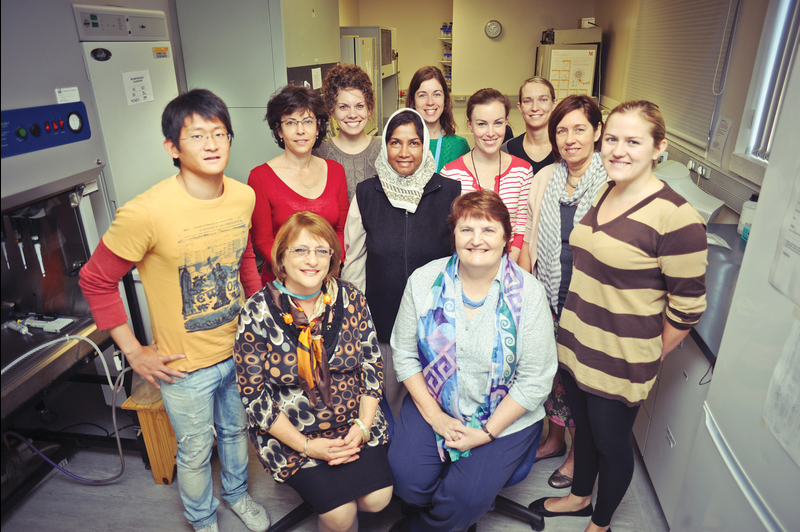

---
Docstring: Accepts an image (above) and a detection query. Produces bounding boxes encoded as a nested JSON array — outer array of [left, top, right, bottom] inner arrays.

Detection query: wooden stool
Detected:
[[121, 397, 177, 485]]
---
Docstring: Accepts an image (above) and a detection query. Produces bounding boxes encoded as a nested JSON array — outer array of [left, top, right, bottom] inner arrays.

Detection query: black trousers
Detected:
[[561, 369, 640, 527]]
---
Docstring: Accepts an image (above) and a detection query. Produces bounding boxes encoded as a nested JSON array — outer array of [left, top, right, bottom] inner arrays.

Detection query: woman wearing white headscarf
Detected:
[[342, 108, 461, 417]]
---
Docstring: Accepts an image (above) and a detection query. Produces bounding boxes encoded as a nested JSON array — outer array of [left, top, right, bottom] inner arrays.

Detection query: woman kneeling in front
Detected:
[[388, 190, 557, 531], [234, 212, 392, 532]]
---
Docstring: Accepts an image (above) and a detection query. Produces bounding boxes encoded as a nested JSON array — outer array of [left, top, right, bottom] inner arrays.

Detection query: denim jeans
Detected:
[[159, 357, 249, 530]]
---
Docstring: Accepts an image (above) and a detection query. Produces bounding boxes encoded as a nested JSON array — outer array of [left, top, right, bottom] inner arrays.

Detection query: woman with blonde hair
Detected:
[[530, 101, 707, 532], [502, 76, 557, 175]]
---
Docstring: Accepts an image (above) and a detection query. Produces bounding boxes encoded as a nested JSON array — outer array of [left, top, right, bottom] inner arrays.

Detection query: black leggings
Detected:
[[560, 369, 640, 528]]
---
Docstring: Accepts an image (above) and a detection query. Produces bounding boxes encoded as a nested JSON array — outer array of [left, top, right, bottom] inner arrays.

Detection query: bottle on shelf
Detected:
[[441, 22, 447, 38]]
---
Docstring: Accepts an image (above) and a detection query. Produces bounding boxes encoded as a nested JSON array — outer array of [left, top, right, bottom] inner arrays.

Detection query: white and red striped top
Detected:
[[441, 155, 533, 249]]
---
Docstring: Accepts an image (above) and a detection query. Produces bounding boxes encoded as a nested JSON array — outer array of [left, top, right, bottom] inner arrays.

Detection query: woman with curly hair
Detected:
[[315, 64, 382, 200], [406, 66, 470, 173], [248, 85, 349, 286]]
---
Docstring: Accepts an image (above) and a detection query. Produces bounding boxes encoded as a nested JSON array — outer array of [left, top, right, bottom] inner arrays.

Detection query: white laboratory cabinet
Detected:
[[635, 334, 714, 526]]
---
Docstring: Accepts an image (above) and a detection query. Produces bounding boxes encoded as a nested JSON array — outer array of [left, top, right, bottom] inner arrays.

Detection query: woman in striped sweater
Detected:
[[530, 101, 707, 532], [441, 89, 534, 263]]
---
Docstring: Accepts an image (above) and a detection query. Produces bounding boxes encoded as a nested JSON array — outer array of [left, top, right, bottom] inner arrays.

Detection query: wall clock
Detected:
[[485, 20, 502, 39]]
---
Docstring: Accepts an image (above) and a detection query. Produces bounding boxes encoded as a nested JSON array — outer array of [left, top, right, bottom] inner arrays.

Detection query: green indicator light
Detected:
[[92, 22, 99, 27], [90, 15, 97, 20]]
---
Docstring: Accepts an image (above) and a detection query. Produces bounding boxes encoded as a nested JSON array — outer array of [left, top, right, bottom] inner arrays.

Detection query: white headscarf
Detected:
[[373, 108, 437, 213]]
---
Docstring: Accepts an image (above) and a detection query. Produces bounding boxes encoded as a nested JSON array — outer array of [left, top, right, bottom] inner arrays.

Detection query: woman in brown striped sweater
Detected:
[[530, 101, 707, 532]]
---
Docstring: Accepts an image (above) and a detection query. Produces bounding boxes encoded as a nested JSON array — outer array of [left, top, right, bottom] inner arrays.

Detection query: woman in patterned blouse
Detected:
[[234, 211, 392, 532]]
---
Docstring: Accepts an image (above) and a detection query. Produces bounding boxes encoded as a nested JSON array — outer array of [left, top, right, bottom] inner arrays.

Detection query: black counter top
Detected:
[[1, 317, 110, 422], [690, 223, 747, 364]]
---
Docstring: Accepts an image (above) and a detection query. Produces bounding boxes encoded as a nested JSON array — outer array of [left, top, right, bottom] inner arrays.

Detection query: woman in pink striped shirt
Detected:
[[440, 89, 533, 262]]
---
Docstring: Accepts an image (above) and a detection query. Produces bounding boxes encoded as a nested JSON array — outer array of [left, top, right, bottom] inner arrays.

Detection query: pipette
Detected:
[[10, 218, 26, 269]]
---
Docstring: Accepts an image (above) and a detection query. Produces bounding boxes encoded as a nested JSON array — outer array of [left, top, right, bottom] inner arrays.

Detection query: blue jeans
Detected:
[[159, 357, 249, 530]]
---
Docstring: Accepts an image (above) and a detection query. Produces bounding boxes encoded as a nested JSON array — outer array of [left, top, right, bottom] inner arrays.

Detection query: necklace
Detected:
[[285, 155, 320, 190], [272, 280, 321, 300], [566, 172, 582, 189], [470, 149, 503, 190], [462, 291, 487, 309]]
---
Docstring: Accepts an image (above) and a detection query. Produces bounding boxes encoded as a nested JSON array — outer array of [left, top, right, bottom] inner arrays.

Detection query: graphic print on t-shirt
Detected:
[[177, 218, 247, 332]]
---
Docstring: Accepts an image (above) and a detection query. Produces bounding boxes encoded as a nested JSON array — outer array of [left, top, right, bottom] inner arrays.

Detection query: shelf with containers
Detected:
[[439, 23, 452, 90]]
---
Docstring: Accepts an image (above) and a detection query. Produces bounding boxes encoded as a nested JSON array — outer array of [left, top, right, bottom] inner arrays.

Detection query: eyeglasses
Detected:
[[179, 132, 232, 145], [281, 118, 318, 129], [289, 247, 332, 258]]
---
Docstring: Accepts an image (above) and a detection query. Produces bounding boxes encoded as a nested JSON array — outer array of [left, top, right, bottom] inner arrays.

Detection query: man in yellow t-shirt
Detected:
[[80, 90, 268, 532]]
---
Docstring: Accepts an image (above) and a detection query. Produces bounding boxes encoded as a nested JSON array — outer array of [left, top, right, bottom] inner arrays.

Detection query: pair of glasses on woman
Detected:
[[281, 118, 318, 129], [289, 247, 332, 258]]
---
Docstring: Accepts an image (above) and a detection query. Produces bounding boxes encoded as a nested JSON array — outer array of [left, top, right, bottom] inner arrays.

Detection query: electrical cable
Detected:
[[712, 0, 742, 96], [57, 423, 111, 437], [1, 334, 115, 389], [109, 424, 134, 437], [3, 333, 131, 484], [3, 367, 129, 484]]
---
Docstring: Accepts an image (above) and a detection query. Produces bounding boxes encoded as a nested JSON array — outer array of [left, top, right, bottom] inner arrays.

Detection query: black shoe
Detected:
[[529, 497, 593, 517], [547, 468, 573, 489], [533, 442, 567, 463]]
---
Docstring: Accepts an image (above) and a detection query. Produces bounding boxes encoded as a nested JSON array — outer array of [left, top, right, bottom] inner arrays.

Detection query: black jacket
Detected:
[[355, 173, 461, 342]]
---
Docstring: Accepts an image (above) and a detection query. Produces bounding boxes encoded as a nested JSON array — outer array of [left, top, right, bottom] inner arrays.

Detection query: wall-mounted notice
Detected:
[[769, 172, 800, 306], [708, 115, 734, 167], [550, 49, 595, 99], [122, 69, 154, 106], [763, 314, 800, 467]]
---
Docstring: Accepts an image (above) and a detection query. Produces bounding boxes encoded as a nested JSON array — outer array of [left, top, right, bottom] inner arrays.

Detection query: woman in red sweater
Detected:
[[249, 85, 349, 285]]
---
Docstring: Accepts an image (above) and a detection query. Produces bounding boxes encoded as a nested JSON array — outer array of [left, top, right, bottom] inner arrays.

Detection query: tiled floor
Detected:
[[1, 381, 669, 532]]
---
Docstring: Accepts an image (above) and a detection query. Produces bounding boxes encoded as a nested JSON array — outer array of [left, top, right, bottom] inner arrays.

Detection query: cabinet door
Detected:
[[643, 335, 714, 526], [632, 365, 661, 453]]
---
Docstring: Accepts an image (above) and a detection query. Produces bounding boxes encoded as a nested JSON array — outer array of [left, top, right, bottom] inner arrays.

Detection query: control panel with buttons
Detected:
[[1, 102, 91, 159]]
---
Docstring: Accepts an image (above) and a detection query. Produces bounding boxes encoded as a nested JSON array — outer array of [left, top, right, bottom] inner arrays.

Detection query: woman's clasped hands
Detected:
[[431, 411, 491, 452], [305, 430, 363, 466]]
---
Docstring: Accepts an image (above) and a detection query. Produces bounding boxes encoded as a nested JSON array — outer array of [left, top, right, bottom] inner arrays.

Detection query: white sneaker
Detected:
[[229, 493, 270, 532], [195, 522, 219, 532]]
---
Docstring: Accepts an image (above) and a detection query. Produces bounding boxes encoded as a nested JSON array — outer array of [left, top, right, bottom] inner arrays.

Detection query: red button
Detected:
[[45, 122, 51, 132], [59, 120, 65, 129], [52, 121, 59, 131]]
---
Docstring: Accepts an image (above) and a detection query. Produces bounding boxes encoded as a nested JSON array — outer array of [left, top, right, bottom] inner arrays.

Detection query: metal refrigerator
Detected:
[[671, 54, 800, 532]]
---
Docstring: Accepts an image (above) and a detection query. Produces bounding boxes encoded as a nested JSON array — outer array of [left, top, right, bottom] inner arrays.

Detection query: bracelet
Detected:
[[481, 423, 496, 442], [299, 436, 309, 458], [351, 418, 371, 443]]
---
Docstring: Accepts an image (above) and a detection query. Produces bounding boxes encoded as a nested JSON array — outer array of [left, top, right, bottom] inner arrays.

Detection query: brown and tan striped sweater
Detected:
[[557, 182, 707, 406]]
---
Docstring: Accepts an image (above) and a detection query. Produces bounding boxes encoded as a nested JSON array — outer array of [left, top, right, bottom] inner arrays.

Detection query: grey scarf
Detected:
[[537, 151, 607, 310]]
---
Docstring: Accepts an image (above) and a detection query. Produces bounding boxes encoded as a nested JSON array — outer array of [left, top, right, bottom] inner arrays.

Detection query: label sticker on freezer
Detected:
[[122, 69, 154, 106], [152, 46, 169, 59], [55, 87, 80, 104]]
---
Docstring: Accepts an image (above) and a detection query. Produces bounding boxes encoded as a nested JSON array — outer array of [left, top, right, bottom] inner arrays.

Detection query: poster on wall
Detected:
[[549, 49, 595, 99]]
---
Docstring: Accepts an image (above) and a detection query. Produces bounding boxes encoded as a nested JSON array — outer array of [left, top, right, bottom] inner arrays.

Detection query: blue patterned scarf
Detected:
[[417, 253, 524, 461]]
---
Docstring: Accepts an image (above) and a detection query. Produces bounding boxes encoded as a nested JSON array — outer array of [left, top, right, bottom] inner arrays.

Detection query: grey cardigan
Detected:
[[390, 256, 558, 437]]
